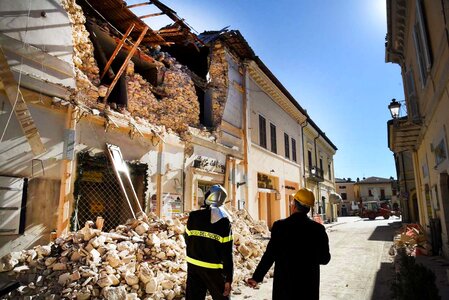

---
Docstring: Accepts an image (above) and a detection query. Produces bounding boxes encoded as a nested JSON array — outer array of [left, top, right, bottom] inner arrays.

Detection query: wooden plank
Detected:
[[139, 12, 164, 19], [156, 141, 164, 217], [106, 144, 144, 218], [100, 24, 135, 80], [57, 106, 77, 236], [0, 48, 46, 155], [221, 120, 243, 138], [126, 1, 152, 9], [103, 26, 149, 103]]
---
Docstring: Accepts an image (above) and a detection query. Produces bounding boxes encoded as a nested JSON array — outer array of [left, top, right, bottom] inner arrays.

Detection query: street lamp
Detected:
[[388, 98, 401, 119]]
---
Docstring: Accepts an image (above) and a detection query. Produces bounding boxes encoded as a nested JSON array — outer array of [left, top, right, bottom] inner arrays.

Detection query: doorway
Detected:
[[258, 192, 280, 229]]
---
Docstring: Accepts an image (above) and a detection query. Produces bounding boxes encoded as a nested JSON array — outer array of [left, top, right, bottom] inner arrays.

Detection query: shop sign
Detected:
[[82, 171, 103, 182], [193, 156, 225, 174]]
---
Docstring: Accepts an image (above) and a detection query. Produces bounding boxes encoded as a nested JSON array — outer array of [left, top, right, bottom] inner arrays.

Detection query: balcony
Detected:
[[307, 166, 324, 182]]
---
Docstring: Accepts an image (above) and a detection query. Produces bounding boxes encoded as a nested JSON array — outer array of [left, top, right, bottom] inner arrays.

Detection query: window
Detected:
[[270, 123, 277, 153], [368, 189, 373, 197], [380, 189, 385, 199], [405, 68, 420, 122], [319, 158, 323, 172], [307, 150, 313, 168], [339, 186, 346, 189], [259, 115, 267, 148], [413, 0, 431, 88], [341, 193, 347, 200], [284, 133, 290, 159], [328, 163, 332, 180], [291, 138, 297, 162]]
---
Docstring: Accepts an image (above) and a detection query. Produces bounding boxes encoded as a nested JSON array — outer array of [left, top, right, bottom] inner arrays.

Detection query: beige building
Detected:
[[353, 177, 396, 203], [302, 122, 338, 222], [335, 178, 357, 215], [386, 0, 449, 256]]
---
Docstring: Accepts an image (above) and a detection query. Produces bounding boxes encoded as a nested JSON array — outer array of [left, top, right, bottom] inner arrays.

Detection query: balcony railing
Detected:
[[307, 166, 324, 182]]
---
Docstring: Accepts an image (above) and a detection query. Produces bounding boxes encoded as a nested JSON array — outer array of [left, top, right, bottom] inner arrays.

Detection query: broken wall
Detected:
[[0, 101, 69, 256], [207, 41, 229, 127]]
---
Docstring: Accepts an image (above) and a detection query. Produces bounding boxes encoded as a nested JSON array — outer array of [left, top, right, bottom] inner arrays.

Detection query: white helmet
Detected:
[[204, 184, 227, 207]]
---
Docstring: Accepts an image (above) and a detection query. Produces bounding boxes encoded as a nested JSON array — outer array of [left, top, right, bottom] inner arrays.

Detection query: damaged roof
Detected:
[[201, 28, 337, 151], [79, 0, 201, 47]]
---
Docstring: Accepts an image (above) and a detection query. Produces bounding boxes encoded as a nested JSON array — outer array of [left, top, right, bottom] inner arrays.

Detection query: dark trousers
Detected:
[[186, 265, 230, 300]]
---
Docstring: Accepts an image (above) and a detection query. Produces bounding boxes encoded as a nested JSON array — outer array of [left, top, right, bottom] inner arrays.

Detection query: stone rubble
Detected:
[[58, 1, 229, 139], [1, 209, 271, 299]]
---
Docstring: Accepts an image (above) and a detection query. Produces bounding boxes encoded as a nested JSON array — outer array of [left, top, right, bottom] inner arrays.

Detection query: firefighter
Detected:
[[185, 184, 233, 300], [246, 188, 331, 300]]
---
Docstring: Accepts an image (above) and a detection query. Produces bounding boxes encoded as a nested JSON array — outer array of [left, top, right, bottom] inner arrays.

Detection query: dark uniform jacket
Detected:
[[185, 208, 234, 282], [252, 213, 330, 300]]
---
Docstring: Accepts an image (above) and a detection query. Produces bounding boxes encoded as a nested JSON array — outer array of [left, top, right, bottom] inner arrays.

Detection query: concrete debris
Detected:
[[1, 208, 271, 299]]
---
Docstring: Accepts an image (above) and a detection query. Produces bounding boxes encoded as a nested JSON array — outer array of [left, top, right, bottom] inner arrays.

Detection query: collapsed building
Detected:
[[0, 0, 337, 276]]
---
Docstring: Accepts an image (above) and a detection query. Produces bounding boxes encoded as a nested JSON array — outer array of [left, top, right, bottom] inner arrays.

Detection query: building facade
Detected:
[[0, 0, 337, 256], [386, 0, 449, 256]]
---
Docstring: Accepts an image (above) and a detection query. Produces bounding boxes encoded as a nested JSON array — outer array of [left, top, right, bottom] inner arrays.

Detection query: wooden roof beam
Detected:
[[126, 1, 152, 9], [139, 12, 164, 19], [103, 26, 149, 103]]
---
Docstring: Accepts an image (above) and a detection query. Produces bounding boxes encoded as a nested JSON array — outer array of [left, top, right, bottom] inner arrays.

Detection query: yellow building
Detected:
[[386, 0, 449, 256]]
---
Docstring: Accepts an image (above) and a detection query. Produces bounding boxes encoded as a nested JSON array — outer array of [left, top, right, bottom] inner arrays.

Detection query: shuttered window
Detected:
[[270, 123, 277, 153], [259, 115, 267, 148], [405, 68, 421, 122], [413, 0, 432, 88], [291, 138, 297, 162], [284, 133, 290, 159]]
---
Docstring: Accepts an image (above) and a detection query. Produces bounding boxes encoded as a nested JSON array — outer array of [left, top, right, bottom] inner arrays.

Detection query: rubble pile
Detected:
[[208, 42, 229, 127], [230, 209, 272, 284], [158, 66, 200, 135], [126, 60, 200, 136], [392, 223, 431, 256], [1, 209, 270, 299], [61, 0, 100, 106]]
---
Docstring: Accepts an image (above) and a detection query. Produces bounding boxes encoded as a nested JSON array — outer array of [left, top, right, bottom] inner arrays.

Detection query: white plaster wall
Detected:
[[246, 77, 302, 220], [223, 52, 243, 129], [0, 0, 76, 88], [0, 101, 66, 179]]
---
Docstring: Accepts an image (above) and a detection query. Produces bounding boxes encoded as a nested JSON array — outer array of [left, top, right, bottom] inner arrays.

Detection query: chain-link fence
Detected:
[[72, 152, 147, 232]]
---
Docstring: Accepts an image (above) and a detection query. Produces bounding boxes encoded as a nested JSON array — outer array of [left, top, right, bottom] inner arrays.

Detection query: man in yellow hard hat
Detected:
[[246, 188, 330, 299]]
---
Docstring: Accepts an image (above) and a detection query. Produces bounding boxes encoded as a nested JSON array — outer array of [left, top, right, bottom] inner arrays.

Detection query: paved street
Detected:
[[232, 216, 401, 300]]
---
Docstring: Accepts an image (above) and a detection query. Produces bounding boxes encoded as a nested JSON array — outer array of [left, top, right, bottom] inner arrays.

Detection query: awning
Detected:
[[329, 193, 342, 204]]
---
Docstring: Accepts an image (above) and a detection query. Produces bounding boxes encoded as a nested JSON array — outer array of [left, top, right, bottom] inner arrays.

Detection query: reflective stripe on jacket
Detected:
[[185, 208, 234, 282]]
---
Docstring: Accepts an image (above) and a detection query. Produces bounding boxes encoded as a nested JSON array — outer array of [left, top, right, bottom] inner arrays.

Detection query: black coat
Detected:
[[252, 213, 330, 300]]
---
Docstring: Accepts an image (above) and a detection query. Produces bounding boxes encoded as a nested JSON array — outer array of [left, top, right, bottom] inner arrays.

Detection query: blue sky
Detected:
[[130, 0, 404, 180]]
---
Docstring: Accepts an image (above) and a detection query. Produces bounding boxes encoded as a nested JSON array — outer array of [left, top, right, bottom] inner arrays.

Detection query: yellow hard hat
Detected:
[[293, 188, 315, 207]]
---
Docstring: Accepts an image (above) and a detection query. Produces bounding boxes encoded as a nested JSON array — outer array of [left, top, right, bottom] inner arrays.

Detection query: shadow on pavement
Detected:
[[368, 221, 402, 241], [370, 262, 394, 300]]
